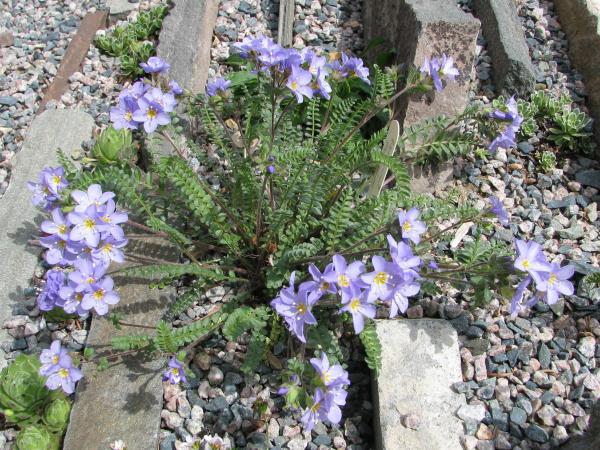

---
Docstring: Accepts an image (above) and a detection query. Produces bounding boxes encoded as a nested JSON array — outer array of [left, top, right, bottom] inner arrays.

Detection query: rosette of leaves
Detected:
[[92, 126, 136, 165], [16, 424, 60, 450]]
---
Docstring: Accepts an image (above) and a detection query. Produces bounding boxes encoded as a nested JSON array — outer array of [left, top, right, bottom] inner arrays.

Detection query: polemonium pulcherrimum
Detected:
[[301, 388, 346, 431], [340, 53, 370, 84], [270, 283, 318, 343], [307, 263, 337, 298], [206, 77, 231, 97], [310, 352, 350, 389], [514, 239, 551, 283], [110, 96, 139, 130], [133, 94, 171, 133], [140, 56, 170, 74], [168, 80, 183, 95], [37, 269, 66, 311], [489, 195, 510, 227], [96, 199, 128, 240], [510, 275, 532, 317], [339, 285, 376, 334], [361, 255, 396, 302], [323, 254, 367, 293], [287, 65, 314, 103], [39, 340, 70, 376], [71, 184, 115, 213], [81, 276, 120, 316], [68, 205, 102, 248], [488, 96, 523, 153], [535, 262, 575, 305], [43, 354, 83, 394], [397, 208, 427, 244], [163, 357, 187, 384], [41, 207, 71, 240]]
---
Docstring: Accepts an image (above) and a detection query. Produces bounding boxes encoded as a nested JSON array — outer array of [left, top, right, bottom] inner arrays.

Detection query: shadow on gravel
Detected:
[[7, 219, 43, 257]]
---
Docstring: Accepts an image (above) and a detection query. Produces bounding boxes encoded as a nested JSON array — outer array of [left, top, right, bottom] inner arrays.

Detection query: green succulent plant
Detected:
[[42, 398, 71, 433], [0, 354, 57, 425], [16, 424, 60, 450], [92, 126, 136, 165]]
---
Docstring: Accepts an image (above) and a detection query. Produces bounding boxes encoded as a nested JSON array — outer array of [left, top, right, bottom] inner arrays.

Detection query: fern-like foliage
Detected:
[[222, 306, 270, 341], [115, 263, 226, 282], [111, 335, 151, 351], [359, 322, 382, 375]]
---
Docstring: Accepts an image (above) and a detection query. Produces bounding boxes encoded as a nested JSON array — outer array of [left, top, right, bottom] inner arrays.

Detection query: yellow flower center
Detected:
[[93, 289, 105, 300], [297, 304, 307, 316], [402, 221, 412, 232], [84, 218, 96, 230], [311, 402, 321, 412], [58, 240, 66, 248], [59, 368, 69, 378], [172, 368, 179, 376], [548, 273, 557, 286], [52, 175, 61, 186], [291, 81, 298, 90], [86, 277, 95, 284], [147, 108, 157, 119], [76, 293, 83, 303], [125, 111, 133, 121], [374, 272, 388, 285], [102, 215, 111, 223], [522, 259, 530, 269], [323, 371, 332, 383], [319, 282, 330, 291], [103, 243, 113, 253], [52, 355, 59, 364], [338, 275, 350, 287], [58, 224, 67, 234], [350, 298, 361, 312]]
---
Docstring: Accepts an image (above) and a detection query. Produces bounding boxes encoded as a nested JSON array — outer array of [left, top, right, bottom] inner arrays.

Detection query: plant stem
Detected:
[[118, 320, 156, 330], [127, 219, 168, 237]]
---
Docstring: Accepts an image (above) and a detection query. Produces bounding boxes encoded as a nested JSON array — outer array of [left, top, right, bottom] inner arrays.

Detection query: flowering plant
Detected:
[[28, 37, 577, 434]]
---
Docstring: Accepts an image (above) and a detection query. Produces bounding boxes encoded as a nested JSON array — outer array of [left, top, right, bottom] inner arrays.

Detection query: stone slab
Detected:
[[473, 0, 536, 97], [38, 11, 107, 114], [363, 0, 479, 193], [63, 236, 179, 450], [107, 0, 138, 18], [576, 169, 600, 189], [373, 319, 466, 450], [554, 0, 600, 140], [157, 0, 219, 94], [0, 110, 94, 343]]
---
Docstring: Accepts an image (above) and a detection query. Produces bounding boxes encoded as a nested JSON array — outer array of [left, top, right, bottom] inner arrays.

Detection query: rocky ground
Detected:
[[1, 0, 599, 449]]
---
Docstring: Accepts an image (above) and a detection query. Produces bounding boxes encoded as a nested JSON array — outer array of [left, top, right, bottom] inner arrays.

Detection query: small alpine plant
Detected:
[[25, 41, 578, 435]]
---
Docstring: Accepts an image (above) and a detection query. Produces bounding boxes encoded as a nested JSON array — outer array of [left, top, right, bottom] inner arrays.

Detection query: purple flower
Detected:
[[420, 54, 458, 92], [341, 53, 370, 84], [43, 354, 83, 394], [81, 276, 119, 315], [92, 236, 128, 266], [163, 357, 187, 384], [361, 256, 396, 302], [71, 184, 115, 213], [256, 39, 286, 69], [439, 54, 459, 81], [37, 269, 65, 312], [96, 199, 128, 240], [310, 352, 350, 389], [58, 282, 87, 317], [200, 434, 231, 450], [510, 275, 532, 317], [41, 208, 71, 240], [234, 35, 269, 59], [514, 240, 551, 283], [286, 65, 314, 103], [488, 97, 522, 153], [535, 262, 575, 305], [489, 196, 510, 227], [302, 49, 327, 76], [68, 205, 102, 248], [110, 96, 140, 130], [118, 81, 149, 101], [301, 388, 346, 431], [39, 340, 70, 376], [307, 263, 337, 298], [40, 235, 79, 266], [28, 167, 67, 210], [140, 56, 170, 74], [44, 166, 68, 196], [68, 258, 107, 293], [323, 254, 367, 293], [145, 87, 176, 113], [312, 69, 332, 99], [132, 95, 171, 133], [387, 236, 421, 275], [340, 285, 376, 334], [270, 282, 318, 343], [168, 80, 183, 95], [397, 208, 427, 244]]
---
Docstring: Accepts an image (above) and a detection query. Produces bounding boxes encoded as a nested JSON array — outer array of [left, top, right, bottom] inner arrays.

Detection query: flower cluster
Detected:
[[271, 208, 427, 342], [27, 166, 68, 211], [34, 182, 128, 317], [488, 96, 523, 153], [511, 239, 574, 316], [205, 35, 371, 104], [420, 54, 460, 92], [39, 340, 83, 394], [110, 56, 182, 133], [300, 353, 350, 431]]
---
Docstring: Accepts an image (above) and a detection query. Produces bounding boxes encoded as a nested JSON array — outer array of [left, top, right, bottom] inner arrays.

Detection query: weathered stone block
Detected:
[[554, 0, 600, 141], [373, 319, 466, 450], [364, 0, 479, 193], [106, 0, 138, 19], [0, 110, 94, 344], [473, 0, 536, 97], [63, 237, 179, 450], [157, 0, 219, 94]]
